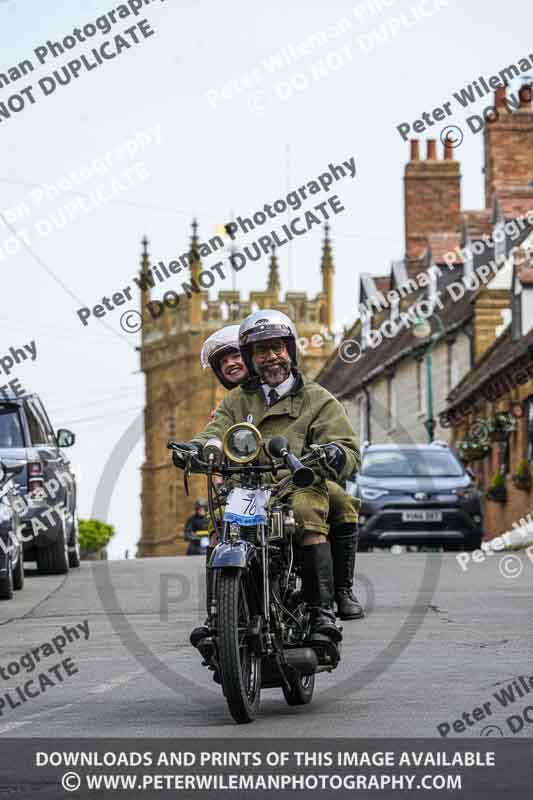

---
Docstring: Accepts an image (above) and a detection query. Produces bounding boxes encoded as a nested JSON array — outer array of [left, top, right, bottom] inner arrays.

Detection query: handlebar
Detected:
[[167, 440, 326, 484], [266, 436, 315, 489]]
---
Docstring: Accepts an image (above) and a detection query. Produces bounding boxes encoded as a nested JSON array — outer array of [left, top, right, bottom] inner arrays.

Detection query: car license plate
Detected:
[[402, 510, 443, 522]]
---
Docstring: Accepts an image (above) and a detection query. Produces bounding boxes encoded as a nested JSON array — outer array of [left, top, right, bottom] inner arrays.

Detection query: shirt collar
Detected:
[[261, 373, 295, 402]]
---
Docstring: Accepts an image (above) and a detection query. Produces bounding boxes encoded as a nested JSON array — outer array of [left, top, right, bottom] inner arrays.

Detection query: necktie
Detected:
[[268, 388, 279, 407]]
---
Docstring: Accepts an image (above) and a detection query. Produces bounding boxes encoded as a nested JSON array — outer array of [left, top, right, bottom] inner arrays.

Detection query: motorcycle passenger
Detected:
[[176, 310, 361, 647], [198, 323, 364, 620], [184, 498, 209, 555]]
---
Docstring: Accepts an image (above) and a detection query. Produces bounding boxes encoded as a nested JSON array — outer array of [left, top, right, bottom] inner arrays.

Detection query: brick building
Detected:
[[440, 246, 533, 539], [318, 84, 533, 470], [137, 222, 337, 557]]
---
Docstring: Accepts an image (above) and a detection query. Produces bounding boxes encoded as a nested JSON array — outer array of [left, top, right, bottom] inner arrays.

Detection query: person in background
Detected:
[[184, 497, 209, 555]]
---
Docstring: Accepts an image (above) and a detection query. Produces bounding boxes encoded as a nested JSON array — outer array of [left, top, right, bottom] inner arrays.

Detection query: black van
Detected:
[[0, 393, 79, 574]]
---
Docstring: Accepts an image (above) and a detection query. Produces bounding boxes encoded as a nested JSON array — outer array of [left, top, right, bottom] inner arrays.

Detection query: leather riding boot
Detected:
[[330, 524, 364, 620], [301, 542, 342, 643], [190, 546, 214, 648]]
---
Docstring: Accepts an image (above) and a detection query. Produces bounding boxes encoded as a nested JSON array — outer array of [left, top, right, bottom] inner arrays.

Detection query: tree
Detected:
[[79, 518, 115, 554]]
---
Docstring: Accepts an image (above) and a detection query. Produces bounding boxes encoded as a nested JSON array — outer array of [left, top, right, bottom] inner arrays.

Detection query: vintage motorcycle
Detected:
[[169, 422, 342, 724]]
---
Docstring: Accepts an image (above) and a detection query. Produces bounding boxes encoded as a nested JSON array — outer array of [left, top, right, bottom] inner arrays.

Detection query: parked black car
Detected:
[[347, 443, 483, 551], [0, 459, 24, 599], [0, 393, 79, 575]]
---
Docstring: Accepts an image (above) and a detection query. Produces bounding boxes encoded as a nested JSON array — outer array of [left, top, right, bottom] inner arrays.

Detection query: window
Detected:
[[25, 400, 50, 445], [33, 398, 56, 442], [0, 405, 25, 447], [361, 448, 463, 478]]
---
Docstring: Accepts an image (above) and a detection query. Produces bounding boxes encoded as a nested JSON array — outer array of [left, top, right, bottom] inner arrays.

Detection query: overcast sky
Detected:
[[1, 0, 530, 558]]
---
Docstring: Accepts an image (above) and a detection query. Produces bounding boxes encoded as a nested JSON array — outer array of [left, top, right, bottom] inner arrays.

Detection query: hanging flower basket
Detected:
[[488, 412, 517, 442], [486, 471, 507, 503], [457, 439, 490, 463], [512, 460, 532, 491]]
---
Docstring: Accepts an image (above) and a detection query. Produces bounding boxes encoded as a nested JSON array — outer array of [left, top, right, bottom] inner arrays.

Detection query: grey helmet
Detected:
[[238, 309, 298, 376], [200, 325, 241, 389]]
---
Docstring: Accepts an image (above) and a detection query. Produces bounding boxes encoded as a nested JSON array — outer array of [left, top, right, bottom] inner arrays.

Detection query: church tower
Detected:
[[137, 222, 336, 556]]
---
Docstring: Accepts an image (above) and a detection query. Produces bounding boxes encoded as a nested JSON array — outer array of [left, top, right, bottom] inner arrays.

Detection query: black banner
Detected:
[[0, 738, 532, 799]]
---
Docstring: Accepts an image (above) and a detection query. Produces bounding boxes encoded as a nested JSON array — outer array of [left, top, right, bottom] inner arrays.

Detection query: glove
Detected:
[[323, 443, 346, 478]]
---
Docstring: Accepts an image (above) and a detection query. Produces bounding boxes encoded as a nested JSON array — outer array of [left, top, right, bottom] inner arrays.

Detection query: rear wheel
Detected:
[[12, 551, 24, 590], [0, 559, 14, 600], [36, 518, 69, 575], [217, 569, 261, 724], [282, 672, 315, 706]]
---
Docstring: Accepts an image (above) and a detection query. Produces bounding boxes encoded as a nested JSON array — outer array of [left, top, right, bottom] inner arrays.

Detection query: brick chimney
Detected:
[[484, 83, 533, 207], [404, 138, 461, 261]]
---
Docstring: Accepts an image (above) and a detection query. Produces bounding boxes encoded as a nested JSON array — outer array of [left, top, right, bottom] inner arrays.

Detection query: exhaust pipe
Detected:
[[283, 647, 318, 675]]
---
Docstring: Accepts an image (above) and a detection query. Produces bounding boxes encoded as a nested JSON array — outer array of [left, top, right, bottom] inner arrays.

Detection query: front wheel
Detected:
[[282, 672, 315, 706], [217, 569, 261, 724]]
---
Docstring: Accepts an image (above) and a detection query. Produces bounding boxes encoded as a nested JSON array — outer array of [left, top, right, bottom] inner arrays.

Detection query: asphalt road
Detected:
[[0, 552, 531, 737]]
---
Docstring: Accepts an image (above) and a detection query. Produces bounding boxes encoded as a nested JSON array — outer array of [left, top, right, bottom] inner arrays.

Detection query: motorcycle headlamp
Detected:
[[223, 423, 263, 464]]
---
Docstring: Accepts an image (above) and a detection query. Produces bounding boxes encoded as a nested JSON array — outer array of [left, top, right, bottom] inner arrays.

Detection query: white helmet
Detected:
[[239, 309, 298, 375], [200, 325, 241, 389]]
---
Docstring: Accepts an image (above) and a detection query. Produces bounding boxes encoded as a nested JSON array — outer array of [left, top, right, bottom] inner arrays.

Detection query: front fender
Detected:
[[209, 540, 256, 570]]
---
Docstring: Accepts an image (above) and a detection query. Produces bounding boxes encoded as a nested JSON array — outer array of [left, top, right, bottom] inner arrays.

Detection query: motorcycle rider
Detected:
[[184, 497, 209, 555], [174, 310, 361, 647], [198, 323, 364, 619]]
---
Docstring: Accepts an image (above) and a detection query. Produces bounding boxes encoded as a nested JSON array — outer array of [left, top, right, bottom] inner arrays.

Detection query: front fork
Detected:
[[257, 523, 274, 655]]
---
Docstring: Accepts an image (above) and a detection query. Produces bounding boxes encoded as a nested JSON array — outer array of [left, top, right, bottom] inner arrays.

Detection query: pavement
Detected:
[[0, 552, 531, 737]]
